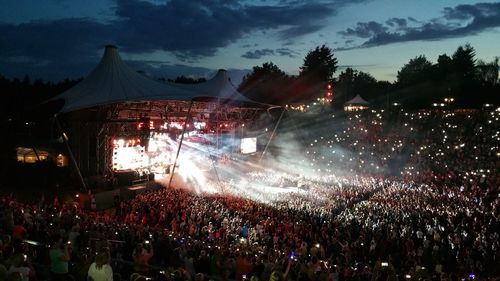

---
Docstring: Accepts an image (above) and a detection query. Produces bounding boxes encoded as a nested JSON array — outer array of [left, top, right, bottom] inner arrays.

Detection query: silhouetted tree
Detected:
[[474, 57, 500, 106], [170, 75, 207, 84], [239, 62, 291, 104], [334, 68, 357, 107], [451, 44, 477, 106], [295, 45, 339, 103], [333, 67, 391, 108], [299, 44, 338, 82], [239, 62, 286, 90], [242, 43, 493, 108], [437, 54, 453, 72], [334, 68, 387, 108], [452, 44, 476, 82], [433, 54, 454, 83], [396, 55, 433, 86], [476, 57, 498, 86], [353, 71, 377, 94]]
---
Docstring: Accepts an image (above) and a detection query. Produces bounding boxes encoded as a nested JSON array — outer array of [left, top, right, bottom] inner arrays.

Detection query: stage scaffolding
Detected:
[[59, 99, 276, 189]]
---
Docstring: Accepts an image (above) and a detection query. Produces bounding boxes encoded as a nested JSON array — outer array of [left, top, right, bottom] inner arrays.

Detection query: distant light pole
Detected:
[[444, 97, 454, 108]]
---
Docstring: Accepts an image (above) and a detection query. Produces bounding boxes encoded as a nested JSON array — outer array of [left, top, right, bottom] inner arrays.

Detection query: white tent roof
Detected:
[[54, 45, 270, 112], [55, 45, 196, 112], [166, 69, 260, 105], [344, 94, 369, 105]]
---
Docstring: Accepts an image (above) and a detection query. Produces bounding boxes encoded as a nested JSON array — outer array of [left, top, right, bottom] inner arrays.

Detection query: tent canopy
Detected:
[[166, 69, 260, 105], [344, 94, 369, 105], [54, 45, 273, 112]]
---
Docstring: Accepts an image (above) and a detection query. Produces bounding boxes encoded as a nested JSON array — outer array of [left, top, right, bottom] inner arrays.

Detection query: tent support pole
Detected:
[[86, 123, 90, 174], [31, 146, 41, 162], [27, 123, 41, 162], [259, 108, 285, 163], [216, 98, 220, 151], [168, 100, 194, 189], [55, 115, 87, 191]]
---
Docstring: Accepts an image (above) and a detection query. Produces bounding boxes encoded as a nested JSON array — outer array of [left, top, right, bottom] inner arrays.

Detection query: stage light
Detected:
[[117, 139, 125, 147]]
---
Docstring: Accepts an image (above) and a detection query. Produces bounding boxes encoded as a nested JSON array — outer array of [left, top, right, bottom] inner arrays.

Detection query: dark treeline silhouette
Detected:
[[0, 74, 80, 154], [238, 62, 292, 105], [333, 68, 391, 109], [239, 45, 339, 105], [239, 43, 499, 108], [1, 43, 496, 115], [0, 74, 80, 120], [389, 44, 499, 108], [163, 75, 207, 84]]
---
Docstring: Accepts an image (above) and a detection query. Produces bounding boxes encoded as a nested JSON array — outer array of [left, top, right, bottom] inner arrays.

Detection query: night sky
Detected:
[[1, 0, 499, 83]]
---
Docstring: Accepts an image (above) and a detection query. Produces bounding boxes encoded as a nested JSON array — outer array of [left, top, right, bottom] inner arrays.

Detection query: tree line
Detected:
[[0, 75, 80, 121], [0, 43, 498, 115], [238, 43, 499, 108]]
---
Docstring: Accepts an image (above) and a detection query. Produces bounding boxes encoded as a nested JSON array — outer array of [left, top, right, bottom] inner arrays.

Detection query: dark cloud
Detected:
[[113, 0, 248, 57], [385, 17, 407, 27], [278, 24, 325, 39], [338, 21, 387, 38], [125, 60, 214, 80], [0, 18, 113, 62], [240, 43, 259, 48], [0, 55, 98, 81], [443, 4, 482, 20], [1, 0, 338, 59], [241, 48, 275, 59], [0, 0, 366, 80], [0, 18, 114, 80], [338, 2, 500, 49], [275, 48, 298, 58], [241, 47, 298, 59]]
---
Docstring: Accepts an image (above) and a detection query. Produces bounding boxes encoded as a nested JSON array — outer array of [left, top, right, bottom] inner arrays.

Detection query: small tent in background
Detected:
[[16, 147, 49, 163], [344, 94, 370, 111], [15, 147, 68, 166]]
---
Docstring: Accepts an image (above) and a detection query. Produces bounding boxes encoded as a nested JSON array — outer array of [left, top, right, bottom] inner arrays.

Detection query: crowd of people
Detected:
[[0, 107, 498, 281]]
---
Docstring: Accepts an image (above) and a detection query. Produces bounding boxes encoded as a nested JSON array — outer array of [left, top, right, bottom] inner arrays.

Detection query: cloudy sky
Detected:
[[1, 0, 499, 83]]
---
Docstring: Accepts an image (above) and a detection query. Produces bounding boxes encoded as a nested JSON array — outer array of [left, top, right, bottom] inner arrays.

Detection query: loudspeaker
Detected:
[[114, 170, 137, 186]]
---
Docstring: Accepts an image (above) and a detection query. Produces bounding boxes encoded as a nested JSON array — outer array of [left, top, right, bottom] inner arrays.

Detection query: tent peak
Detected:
[[52, 45, 277, 111], [215, 69, 230, 81], [102, 45, 120, 60], [345, 94, 369, 105]]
